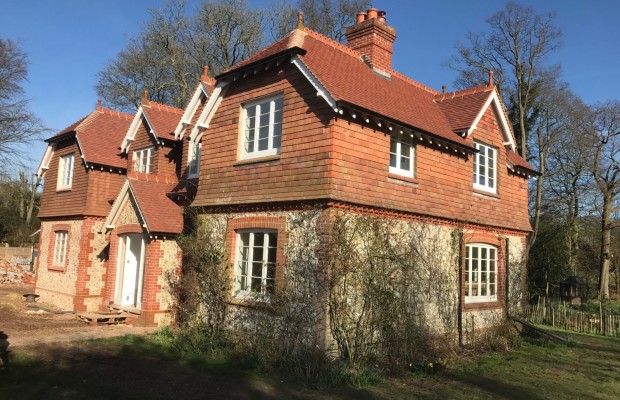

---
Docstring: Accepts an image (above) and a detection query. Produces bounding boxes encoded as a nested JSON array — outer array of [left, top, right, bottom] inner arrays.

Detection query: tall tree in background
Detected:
[[96, 0, 368, 111], [0, 172, 41, 244], [591, 100, 620, 299], [446, 2, 561, 159], [0, 38, 45, 172]]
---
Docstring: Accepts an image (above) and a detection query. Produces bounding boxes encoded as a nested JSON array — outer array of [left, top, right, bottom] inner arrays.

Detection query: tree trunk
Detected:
[[25, 174, 41, 225], [599, 193, 612, 300]]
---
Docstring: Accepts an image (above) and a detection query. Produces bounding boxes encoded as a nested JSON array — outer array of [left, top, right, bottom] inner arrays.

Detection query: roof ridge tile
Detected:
[[96, 107, 134, 120], [144, 100, 184, 115], [435, 84, 493, 101], [390, 70, 439, 95]]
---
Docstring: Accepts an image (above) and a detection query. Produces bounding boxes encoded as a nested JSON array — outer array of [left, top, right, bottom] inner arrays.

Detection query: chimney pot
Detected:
[[96, 99, 102, 110], [141, 89, 150, 106], [488, 70, 494, 87], [296, 11, 304, 29], [346, 7, 396, 73], [442, 85, 446, 94], [377, 11, 386, 23]]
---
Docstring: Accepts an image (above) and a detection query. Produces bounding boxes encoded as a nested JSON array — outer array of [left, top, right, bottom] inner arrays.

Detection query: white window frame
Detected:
[[465, 243, 498, 303], [241, 95, 283, 159], [57, 154, 74, 190], [234, 229, 277, 298], [473, 141, 497, 193], [53, 231, 68, 266], [187, 141, 201, 178], [389, 131, 415, 178], [133, 146, 154, 173]]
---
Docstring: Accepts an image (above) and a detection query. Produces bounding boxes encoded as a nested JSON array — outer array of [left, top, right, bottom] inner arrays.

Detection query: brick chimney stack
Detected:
[[345, 8, 396, 73]]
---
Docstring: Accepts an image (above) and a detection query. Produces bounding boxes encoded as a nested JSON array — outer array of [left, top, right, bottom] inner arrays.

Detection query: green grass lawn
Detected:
[[1, 329, 619, 399]]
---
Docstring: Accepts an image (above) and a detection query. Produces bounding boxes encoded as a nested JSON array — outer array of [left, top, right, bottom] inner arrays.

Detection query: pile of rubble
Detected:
[[0, 257, 34, 285]]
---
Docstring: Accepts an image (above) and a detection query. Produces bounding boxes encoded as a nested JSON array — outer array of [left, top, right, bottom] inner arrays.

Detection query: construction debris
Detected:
[[0, 257, 35, 285]]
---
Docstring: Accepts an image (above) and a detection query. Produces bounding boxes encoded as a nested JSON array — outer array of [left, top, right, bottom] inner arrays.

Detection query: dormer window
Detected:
[[57, 154, 74, 190], [473, 141, 497, 193], [133, 147, 154, 173], [188, 141, 201, 178], [389, 131, 415, 178], [241, 95, 283, 159]]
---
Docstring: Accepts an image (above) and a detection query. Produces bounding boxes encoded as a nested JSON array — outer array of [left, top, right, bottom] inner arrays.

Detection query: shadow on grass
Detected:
[[0, 335, 382, 400]]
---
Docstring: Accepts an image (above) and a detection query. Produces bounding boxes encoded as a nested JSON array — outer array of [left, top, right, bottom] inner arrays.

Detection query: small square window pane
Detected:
[[251, 277, 262, 292], [253, 232, 264, 246]]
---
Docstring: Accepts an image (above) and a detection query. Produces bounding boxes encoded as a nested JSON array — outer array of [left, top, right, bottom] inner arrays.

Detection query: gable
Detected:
[[467, 90, 516, 152], [116, 197, 143, 227], [174, 83, 210, 140]]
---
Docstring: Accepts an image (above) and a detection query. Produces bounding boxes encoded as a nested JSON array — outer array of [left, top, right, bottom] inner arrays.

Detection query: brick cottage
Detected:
[[35, 8, 535, 336]]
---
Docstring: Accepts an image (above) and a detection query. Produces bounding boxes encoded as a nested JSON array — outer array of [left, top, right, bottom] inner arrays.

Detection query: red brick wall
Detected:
[[39, 138, 127, 219], [38, 139, 88, 218], [73, 217, 106, 312], [193, 63, 333, 206], [84, 169, 126, 216], [329, 105, 530, 232], [191, 63, 529, 233]]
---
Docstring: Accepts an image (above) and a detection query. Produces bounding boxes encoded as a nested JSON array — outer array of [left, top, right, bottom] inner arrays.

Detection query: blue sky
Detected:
[[2, 0, 619, 173]]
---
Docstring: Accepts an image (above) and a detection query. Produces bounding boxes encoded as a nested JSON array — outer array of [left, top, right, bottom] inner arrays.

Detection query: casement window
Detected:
[[241, 95, 283, 159], [465, 243, 497, 303], [53, 231, 68, 266], [57, 154, 74, 190], [234, 230, 277, 297], [473, 141, 497, 193], [389, 131, 415, 178], [188, 141, 201, 178], [133, 147, 154, 173]]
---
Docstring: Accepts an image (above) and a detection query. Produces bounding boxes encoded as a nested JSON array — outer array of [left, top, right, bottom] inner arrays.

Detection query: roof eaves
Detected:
[[290, 54, 338, 111], [215, 46, 307, 80], [120, 107, 145, 153], [189, 80, 229, 143], [174, 83, 209, 139], [44, 130, 76, 144], [338, 100, 474, 152]]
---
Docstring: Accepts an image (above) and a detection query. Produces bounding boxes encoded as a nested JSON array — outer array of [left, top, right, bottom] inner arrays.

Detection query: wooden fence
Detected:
[[524, 303, 620, 337]]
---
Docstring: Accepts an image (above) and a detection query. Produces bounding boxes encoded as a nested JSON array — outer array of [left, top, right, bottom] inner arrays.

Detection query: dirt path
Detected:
[[0, 284, 156, 348]]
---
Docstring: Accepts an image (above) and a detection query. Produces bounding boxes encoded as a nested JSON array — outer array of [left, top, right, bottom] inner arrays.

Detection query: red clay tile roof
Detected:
[[435, 86, 494, 132], [46, 108, 133, 168], [220, 28, 470, 147], [128, 177, 183, 234], [506, 150, 537, 174], [219, 34, 295, 76], [142, 101, 184, 139]]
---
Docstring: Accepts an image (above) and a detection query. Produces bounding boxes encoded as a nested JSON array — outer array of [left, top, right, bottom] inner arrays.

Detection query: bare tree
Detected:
[[267, 0, 370, 42], [591, 100, 620, 299], [188, 0, 265, 75], [96, 0, 197, 111], [0, 38, 46, 171], [446, 2, 562, 158], [96, 0, 369, 111]]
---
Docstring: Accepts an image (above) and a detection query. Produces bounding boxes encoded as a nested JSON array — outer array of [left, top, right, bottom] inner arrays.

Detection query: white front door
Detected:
[[115, 234, 145, 307]]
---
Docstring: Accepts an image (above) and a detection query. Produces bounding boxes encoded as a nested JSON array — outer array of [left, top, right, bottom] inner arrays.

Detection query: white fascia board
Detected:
[[120, 107, 145, 152], [103, 180, 131, 231], [174, 83, 209, 140], [127, 183, 149, 234], [189, 81, 228, 143], [466, 90, 516, 151], [102, 180, 149, 234], [36, 143, 56, 178], [75, 135, 87, 165], [291, 55, 338, 112]]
